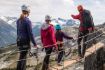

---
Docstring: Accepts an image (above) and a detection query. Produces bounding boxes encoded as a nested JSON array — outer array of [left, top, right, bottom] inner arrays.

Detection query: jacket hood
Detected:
[[41, 23, 51, 30]]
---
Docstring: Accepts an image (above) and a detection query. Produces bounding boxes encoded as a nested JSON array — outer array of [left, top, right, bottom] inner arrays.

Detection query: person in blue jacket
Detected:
[[16, 5, 37, 70]]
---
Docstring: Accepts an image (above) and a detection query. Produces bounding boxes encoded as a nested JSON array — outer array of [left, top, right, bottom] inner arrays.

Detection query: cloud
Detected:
[[0, 0, 105, 25], [63, 0, 74, 6]]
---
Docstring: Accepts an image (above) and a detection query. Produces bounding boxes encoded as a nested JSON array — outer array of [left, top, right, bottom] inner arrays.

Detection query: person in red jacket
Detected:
[[71, 5, 94, 58], [41, 15, 57, 70]]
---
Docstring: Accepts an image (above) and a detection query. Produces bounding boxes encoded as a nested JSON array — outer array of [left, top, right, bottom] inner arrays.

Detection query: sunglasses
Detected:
[[45, 20, 51, 22]]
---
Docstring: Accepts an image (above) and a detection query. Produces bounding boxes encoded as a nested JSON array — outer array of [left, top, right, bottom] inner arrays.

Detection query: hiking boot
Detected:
[[57, 63, 63, 66], [77, 55, 83, 61], [47, 67, 52, 70]]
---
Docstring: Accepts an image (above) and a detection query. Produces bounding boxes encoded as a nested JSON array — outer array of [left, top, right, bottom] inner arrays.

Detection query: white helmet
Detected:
[[45, 15, 51, 20], [21, 4, 30, 12]]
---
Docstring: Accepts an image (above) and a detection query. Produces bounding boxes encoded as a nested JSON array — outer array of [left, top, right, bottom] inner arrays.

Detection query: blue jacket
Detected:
[[17, 17, 36, 46]]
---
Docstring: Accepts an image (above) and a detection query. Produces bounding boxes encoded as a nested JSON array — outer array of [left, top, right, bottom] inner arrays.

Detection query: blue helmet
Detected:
[[55, 24, 61, 30]]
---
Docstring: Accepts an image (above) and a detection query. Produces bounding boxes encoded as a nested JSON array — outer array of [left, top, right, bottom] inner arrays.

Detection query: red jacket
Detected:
[[71, 13, 94, 32], [41, 23, 57, 48]]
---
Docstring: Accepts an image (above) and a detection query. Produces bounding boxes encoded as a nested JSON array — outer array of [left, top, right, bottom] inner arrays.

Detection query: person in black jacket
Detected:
[[16, 5, 37, 70]]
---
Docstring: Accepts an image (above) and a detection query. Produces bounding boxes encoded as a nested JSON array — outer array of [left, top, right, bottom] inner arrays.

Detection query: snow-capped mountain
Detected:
[[0, 16, 17, 29], [32, 22, 42, 37], [0, 18, 16, 47], [0, 16, 78, 28], [0, 16, 78, 47], [51, 17, 77, 26]]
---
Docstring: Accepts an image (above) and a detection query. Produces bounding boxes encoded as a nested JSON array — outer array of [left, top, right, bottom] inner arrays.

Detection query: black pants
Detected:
[[16, 45, 30, 70], [57, 44, 64, 63], [77, 30, 89, 57], [42, 47, 53, 70]]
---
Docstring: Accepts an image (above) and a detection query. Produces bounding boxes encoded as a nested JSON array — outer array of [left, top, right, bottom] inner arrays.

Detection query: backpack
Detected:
[[81, 10, 94, 28]]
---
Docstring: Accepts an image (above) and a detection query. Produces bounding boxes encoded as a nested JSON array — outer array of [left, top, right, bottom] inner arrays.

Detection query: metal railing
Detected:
[[0, 26, 105, 70]]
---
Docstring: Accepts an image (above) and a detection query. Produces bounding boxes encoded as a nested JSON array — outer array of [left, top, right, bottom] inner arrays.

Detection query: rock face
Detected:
[[84, 46, 105, 70]]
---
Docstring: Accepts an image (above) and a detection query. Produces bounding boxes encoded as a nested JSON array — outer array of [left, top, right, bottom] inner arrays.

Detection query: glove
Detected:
[[71, 15, 75, 18], [34, 45, 37, 48], [29, 47, 38, 57], [88, 27, 93, 32]]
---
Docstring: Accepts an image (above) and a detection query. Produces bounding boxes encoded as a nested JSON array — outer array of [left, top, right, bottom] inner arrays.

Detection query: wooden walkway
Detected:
[[51, 42, 104, 70]]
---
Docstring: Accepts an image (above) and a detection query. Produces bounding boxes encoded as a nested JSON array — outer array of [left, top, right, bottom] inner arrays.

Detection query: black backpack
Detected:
[[81, 10, 94, 28]]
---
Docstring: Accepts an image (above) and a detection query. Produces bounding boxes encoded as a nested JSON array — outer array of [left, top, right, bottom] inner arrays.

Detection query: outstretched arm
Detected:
[[63, 32, 73, 40], [27, 20, 37, 46], [71, 14, 80, 19]]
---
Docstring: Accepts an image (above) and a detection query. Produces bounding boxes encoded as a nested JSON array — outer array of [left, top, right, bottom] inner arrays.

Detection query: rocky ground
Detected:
[[0, 25, 105, 70]]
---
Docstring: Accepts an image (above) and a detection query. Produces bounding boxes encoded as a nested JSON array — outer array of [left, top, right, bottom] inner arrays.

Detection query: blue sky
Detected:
[[0, 0, 105, 25]]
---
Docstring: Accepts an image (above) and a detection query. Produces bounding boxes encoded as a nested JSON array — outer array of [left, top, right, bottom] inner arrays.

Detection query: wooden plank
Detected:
[[52, 59, 77, 70], [51, 42, 104, 70], [85, 42, 104, 57]]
